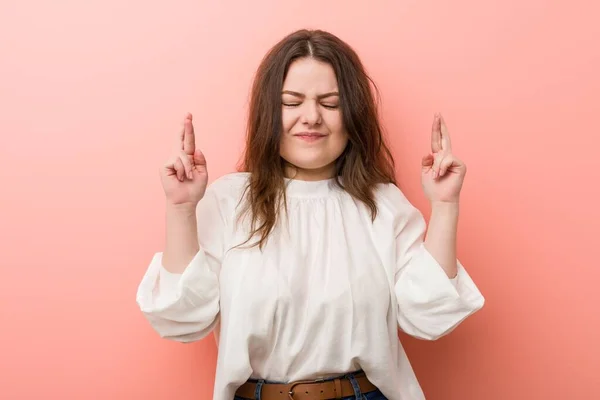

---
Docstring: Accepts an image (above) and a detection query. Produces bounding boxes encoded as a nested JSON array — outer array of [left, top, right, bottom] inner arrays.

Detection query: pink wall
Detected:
[[1, 0, 598, 399]]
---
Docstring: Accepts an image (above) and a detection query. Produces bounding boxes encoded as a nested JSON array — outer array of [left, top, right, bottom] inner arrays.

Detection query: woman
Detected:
[[136, 29, 485, 400]]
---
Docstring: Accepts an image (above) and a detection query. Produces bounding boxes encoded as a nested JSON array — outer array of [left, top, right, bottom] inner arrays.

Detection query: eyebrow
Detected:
[[282, 90, 339, 100]]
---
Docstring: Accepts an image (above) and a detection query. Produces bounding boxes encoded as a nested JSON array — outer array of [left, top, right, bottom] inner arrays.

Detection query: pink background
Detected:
[[1, 0, 598, 399]]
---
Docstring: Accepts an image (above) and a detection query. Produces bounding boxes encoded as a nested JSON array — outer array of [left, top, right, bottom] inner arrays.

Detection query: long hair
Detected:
[[237, 29, 396, 249]]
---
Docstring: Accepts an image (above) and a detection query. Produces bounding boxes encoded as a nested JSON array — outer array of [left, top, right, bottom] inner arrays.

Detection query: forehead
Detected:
[[283, 58, 338, 93]]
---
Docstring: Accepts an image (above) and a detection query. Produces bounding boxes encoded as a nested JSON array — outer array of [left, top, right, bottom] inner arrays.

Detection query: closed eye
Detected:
[[282, 103, 339, 109]]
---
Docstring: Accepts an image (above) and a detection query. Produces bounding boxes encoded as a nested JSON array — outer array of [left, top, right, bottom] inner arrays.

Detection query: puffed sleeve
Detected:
[[388, 186, 485, 340], [136, 183, 226, 343]]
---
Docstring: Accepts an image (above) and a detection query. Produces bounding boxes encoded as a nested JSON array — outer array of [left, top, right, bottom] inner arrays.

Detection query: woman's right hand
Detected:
[[160, 113, 208, 207]]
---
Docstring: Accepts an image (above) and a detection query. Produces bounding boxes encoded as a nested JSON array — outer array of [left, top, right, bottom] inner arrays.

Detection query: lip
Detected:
[[293, 131, 327, 142]]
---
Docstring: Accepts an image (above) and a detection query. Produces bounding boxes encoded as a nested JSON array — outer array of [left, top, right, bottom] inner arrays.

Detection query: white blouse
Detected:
[[136, 172, 485, 400]]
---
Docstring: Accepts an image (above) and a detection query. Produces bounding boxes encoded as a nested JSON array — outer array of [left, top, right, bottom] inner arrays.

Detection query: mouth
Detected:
[[293, 132, 327, 142]]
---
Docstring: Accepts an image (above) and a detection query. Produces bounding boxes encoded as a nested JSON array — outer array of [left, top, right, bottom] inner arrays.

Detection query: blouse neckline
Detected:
[[283, 176, 339, 198]]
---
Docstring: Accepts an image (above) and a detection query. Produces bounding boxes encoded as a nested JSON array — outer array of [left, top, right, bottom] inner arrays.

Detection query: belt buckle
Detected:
[[288, 378, 325, 399]]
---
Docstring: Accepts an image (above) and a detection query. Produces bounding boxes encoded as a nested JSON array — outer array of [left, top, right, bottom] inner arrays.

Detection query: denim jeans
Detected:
[[234, 370, 388, 400]]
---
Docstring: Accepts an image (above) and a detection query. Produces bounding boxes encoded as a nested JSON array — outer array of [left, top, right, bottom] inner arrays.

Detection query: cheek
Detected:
[[331, 132, 349, 158], [329, 116, 349, 157], [324, 112, 345, 137], [281, 109, 297, 132]]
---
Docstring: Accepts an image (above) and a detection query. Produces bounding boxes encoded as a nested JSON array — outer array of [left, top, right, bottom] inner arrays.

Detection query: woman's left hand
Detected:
[[421, 113, 466, 204]]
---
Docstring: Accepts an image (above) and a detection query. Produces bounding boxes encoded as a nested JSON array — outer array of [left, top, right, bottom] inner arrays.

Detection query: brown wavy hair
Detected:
[[237, 29, 396, 249]]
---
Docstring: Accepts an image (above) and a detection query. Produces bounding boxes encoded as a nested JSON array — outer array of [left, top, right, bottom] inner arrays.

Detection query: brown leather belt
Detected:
[[235, 371, 378, 400]]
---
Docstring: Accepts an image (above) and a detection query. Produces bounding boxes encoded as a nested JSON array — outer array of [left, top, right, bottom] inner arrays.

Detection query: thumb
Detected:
[[193, 149, 207, 167], [421, 154, 434, 168], [421, 154, 434, 174]]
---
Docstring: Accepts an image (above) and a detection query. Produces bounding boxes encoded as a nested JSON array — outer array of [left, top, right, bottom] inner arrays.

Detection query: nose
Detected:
[[300, 101, 322, 126]]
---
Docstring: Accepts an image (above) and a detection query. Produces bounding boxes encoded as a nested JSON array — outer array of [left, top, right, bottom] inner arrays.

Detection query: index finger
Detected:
[[439, 114, 452, 152], [431, 113, 442, 153], [182, 113, 195, 155]]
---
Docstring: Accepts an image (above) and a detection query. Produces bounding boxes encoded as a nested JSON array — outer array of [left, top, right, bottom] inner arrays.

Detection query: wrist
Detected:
[[166, 202, 198, 216], [430, 200, 460, 214]]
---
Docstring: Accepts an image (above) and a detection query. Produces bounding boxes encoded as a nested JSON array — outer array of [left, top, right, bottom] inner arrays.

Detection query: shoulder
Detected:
[[373, 182, 415, 211], [205, 172, 250, 200], [197, 172, 250, 219], [372, 182, 425, 227]]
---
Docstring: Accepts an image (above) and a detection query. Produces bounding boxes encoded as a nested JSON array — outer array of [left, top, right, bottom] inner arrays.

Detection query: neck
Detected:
[[284, 162, 336, 181]]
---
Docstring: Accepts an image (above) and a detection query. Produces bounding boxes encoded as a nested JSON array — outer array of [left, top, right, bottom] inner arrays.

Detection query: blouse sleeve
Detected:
[[389, 187, 485, 340], [135, 184, 226, 343]]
